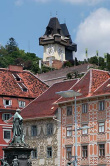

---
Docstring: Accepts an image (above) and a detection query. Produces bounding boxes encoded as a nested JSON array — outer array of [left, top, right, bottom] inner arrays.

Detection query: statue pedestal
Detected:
[[3, 146, 33, 166]]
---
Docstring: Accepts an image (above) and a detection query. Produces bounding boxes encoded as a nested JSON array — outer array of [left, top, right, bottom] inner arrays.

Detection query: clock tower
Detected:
[[39, 17, 77, 64]]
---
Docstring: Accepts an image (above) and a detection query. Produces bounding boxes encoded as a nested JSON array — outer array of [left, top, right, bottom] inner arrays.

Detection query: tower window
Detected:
[[57, 29, 61, 34]]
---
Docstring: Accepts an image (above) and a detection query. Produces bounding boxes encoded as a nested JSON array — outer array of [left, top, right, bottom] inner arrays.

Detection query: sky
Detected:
[[0, 0, 110, 60]]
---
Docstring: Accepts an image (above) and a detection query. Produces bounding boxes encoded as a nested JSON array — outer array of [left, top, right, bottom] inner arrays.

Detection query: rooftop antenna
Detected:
[[56, 11, 58, 18], [28, 40, 30, 53], [50, 11, 52, 18], [64, 18, 66, 24]]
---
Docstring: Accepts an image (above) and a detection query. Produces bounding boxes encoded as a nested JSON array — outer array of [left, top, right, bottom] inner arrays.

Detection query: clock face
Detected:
[[46, 45, 54, 56]]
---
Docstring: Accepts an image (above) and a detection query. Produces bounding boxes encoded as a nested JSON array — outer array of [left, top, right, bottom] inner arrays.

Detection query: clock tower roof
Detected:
[[44, 17, 62, 36], [60, 23, 72, 44], [39, 17, 77, 55]]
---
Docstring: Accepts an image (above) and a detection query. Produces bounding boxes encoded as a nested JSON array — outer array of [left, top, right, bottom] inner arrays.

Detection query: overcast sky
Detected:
[[0, 0, 110, 60]]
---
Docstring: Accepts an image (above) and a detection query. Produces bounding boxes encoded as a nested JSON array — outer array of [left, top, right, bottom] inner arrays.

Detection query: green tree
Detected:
[[5, 37, 18, 53]]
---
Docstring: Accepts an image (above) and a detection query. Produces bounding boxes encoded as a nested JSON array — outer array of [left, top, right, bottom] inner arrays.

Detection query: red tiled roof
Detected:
[[55, 69, 110, 104], [0, 68, 48, 98], [21, 79, 78, 119], [21, 69, 110, 119], [91, 69, 109, 93], [93, 78, 110, 96]]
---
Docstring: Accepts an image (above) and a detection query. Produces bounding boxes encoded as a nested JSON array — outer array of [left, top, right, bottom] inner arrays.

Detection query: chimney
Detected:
[[8, 65, 23, 72]]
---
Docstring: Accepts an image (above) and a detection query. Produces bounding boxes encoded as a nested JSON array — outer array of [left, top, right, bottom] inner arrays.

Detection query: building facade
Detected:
[[59, 96, 110, 166], [21, 79, 78, 166], [56, 69, 110, 166], [0, 65, 48, 158], [22, 68, 110, 166]]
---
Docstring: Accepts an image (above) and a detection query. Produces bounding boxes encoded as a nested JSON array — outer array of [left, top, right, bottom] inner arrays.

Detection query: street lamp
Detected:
[[56, 90, 82, 166]]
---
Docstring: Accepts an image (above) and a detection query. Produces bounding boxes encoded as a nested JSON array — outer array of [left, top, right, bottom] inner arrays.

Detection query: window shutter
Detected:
[[9, 100, 12, 106], [38, 126, 41, 136], [31, 151, 33, 159], [31, 126, 33, 136], [53, 124, 56, 134], [2, 114, 5, 120], [43, 125, 46, 135], [3, 100, 6, 106]]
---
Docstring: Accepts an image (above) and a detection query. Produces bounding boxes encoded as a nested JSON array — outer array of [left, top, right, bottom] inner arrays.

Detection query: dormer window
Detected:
[[12, 73, 21, 81], [47, 27, 53, 36], [57, 29, 61, 34], [18, 82, 28, 92]]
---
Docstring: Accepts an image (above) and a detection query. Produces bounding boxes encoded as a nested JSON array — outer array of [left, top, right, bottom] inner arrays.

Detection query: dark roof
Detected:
[[45, 17, 63, 36], [60, 23, 70, 37], [21, 79, 78, 119], [40, 17, 77, 52], [60, 23, 72, 44], [37, 64, 92, 86]]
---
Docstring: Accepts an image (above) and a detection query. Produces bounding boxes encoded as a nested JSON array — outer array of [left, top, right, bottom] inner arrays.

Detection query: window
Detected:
[[82, 124, 88, 135], [99, 144, 105, 157], [67, 106, 72, 116], [18, 82, 28, 92], [4, 130, 11, 139], [3, 100, 12, 107], [47, 147, 52, 158], [82, 145, 88, 158], [66, 147, 72, 159], [99, 122, 105, 133], [47, 123, 53, 136], [31, 125, 37, 136], [99, 101, 104, 111], [18, 101, 25, 108], [31, 149, 37, 159], [12, 73, 21, 81], [82, 103, 88, 113], [2, 113, 12, 121], [66, 127, 72, 137]]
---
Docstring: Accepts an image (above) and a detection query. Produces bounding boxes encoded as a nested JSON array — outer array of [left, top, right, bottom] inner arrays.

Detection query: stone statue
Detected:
[[12, 156, 19, 166], [0, 158, 10, 166], [10, 109, 25, 145], [27, 159, 32, 166]]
